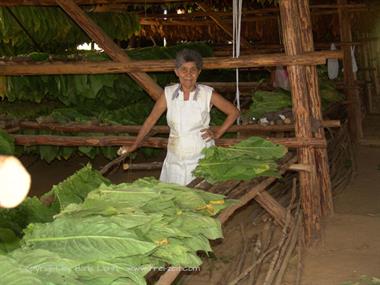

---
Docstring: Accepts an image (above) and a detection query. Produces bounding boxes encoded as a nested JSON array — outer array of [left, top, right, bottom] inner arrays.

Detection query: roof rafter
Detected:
[[55, 0, 163, 100]]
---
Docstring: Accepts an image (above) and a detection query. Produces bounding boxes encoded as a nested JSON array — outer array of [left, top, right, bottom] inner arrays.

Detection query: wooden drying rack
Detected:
[[154, 153, 298, 285]]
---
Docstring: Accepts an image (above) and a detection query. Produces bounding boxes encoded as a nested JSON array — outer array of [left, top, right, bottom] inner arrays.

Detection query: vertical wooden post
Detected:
[[360, 34, 374, 113], [279, 0, 321, 245], [298, 0, 334, 216], [367, 36, 380, 97], [338, 0, 363, 140]]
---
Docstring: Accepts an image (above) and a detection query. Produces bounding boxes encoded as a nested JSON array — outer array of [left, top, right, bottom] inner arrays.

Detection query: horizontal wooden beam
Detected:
[[5, 120, 341, 133], [0, 51, 343, 76], [139, 4, 367, 20], [0, 0, 193, 6], [0, 1, 366, 10], [12, 134, 327, 148]]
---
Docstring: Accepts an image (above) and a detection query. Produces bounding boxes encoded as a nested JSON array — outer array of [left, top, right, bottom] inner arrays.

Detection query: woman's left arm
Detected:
[[202, 91, 240, 141]]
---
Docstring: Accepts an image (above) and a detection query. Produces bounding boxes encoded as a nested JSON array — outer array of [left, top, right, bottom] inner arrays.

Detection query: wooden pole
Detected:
[[359, 34, 374, 113], [337, 0, 363, 140], [367, 36, 380, 97], [0, 0, 367, 9], [12, 134, 327, 148], [1, 0, 195, 5], [55, 0, 163, 100], [298, 0, 334, 216], [279, 0, 321, 244], [7, 120, 340, 134], [0, 51, 343, 76]]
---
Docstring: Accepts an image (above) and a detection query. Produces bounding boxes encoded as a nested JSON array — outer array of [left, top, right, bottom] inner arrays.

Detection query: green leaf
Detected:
[[10, 248, 83, 284], [41, 164, 110, 211], [39, 145, 59, 163], [23, 216, 158, 261], [0, 255, 45, 285], [0, 228, 20, 254], [0, 129, 15, 155], [152, 240, 202, 267]]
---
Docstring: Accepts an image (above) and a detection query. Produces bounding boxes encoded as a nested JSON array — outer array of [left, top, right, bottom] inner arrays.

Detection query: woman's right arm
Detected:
[[119, 93, 167, 154]]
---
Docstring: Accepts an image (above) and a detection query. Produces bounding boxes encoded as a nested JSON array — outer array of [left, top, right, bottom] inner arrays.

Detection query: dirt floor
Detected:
[[22, 143, 380, 285], [301, 146, 380, 285]]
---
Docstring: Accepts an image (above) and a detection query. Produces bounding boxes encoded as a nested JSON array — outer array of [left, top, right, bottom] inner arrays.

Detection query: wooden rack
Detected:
[[0, 0, 364, 245]]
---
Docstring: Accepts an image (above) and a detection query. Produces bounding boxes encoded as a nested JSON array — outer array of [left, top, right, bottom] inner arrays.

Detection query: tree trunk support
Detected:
[[298, 0, 334, 216], [279, 0, 322, 245]]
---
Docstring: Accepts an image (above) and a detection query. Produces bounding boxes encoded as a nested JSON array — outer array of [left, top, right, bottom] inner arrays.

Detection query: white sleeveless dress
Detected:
[[160, 83, 215, 185]]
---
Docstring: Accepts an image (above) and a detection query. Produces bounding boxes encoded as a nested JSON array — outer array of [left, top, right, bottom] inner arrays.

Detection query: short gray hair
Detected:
[[175, 49, 203, 70]]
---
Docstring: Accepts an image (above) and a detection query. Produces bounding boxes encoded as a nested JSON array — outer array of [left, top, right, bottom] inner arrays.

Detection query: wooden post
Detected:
[[360, 33, 374, 113], [298, 0, 334, 216], [337, 0, 363, 140], [279, 0, 322, 244], [367, 36, 380, 97], [56, 0, 163, 100]]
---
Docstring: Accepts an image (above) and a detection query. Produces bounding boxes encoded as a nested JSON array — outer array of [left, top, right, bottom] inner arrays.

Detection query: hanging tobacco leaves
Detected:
[[193, 136, 287, 183]]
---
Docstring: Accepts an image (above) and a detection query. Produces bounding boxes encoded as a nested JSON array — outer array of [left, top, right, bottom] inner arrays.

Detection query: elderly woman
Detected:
[[119, 49, 239, 185]]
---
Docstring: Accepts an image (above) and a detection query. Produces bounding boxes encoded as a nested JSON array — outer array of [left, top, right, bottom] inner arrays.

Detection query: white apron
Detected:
[[160, 83, 214, 185]]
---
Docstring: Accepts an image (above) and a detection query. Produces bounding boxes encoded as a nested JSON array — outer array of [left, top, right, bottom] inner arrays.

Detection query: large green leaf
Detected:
[[41, 164, 110, 211], [9, 248, 83, 284], [170, 213, 223, 240], [152, 241, 202, 267], [0, 255, 45, 285], [87, 184, 162, 208], [23, 216, 158, 261], [74, 260, 150, 285]]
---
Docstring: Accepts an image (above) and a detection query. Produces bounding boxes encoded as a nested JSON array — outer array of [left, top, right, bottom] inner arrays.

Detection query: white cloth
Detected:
[[273, 66, 290, 91], [160, 83, 215, 186], [327, 43, 339, 80]]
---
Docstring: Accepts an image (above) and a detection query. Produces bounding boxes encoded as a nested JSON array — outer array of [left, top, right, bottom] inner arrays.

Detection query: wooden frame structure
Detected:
[[0, 0, 365, 256]]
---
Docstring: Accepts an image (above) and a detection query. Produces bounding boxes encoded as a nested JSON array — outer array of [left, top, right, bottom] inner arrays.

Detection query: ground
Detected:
[[301, 146, 380, 285], [22, 144, 380, 285]]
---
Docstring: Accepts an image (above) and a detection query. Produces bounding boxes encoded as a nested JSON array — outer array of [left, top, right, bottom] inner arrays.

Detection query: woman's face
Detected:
[[175, 61, 201, 90]]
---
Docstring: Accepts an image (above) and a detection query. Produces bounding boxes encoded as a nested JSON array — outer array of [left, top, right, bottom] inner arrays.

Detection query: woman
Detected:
[[118, 49, 239, 185]]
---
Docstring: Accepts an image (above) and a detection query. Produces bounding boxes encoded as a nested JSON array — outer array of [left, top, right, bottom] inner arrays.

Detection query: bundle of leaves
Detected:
[[0, 176, 234, 285], [245, 80, 343, 119], [247, 89, 292, 119], [319, 80, 344, 107], [193, 136, 287, 183], [0, 165, 109, 254]]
